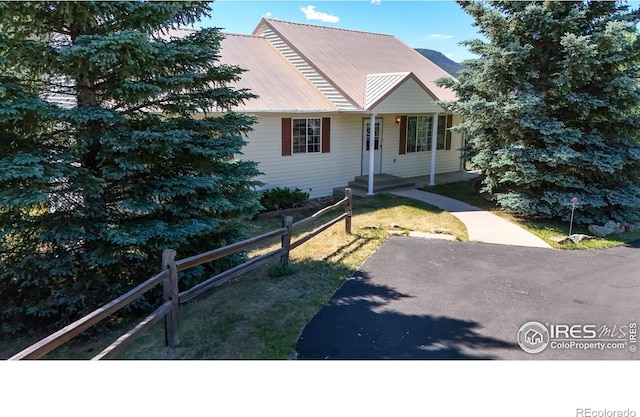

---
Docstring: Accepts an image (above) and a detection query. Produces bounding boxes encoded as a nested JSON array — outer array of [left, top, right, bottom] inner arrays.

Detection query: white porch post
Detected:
[[367, 112, 376, 195], [429, 112, 439, 186]]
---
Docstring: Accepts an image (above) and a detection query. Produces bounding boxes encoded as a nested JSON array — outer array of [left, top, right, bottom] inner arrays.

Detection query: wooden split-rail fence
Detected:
[[9, 189, 353, 360]]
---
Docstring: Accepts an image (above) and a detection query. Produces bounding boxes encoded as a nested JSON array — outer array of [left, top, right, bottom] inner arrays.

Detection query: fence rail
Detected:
[[9, 269, 170, 360], [8, 188, 352, 360]]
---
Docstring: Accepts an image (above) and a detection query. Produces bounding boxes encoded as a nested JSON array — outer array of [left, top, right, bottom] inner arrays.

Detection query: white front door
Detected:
[[362, 118, 382, 175]]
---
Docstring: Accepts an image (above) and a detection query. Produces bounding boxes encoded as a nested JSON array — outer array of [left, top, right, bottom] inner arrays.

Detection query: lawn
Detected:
[[425, 179, 640, 250], [1, 193, 466, 360]]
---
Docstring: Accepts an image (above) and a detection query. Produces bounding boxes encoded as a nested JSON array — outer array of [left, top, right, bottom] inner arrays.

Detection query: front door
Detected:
[[362, 118, 382, 175]]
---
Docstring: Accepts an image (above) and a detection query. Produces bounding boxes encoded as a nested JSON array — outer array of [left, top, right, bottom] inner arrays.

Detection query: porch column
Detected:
[[429, 112, 439, 186], [367, 112, 376, 195]]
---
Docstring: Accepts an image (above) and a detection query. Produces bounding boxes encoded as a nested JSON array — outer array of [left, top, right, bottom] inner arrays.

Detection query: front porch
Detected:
[[333, 171, 479, 197]]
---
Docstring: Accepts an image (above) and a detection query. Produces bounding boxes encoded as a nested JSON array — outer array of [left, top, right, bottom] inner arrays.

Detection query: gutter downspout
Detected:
[[429, 112, 439, 186], [367, 112, 376, 195]]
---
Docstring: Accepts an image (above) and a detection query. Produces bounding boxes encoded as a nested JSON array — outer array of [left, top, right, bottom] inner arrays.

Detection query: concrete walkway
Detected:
[[390, 189, 552, 248]]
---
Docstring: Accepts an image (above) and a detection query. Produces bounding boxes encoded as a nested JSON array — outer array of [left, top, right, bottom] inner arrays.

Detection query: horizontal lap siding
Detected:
[[371, 79, 442, 114], [238, 114, 362, 198], [237, 113, 464, 198], [371, 81, 463, 177], [382, 115, 464, 177]]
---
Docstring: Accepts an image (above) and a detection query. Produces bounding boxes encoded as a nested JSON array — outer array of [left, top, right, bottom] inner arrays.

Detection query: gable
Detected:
[[369, 77, 443, 114]]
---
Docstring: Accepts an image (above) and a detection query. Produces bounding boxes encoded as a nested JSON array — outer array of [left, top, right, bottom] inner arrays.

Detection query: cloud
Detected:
[[428, 34, 455, 40], [371, 0, 382, 4], [300, 5, 340, 23], [263, 12, 272, 18]]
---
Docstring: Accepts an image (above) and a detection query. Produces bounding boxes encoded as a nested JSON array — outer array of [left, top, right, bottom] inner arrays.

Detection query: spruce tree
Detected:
[[438, 1, 640, 225], [0, 1, 261, 334]]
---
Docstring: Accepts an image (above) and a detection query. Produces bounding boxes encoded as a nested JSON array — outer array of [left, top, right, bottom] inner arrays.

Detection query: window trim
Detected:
[[403, 114, 449, 154], [292, 117, 322, 154], [281, 117, 330, 156]]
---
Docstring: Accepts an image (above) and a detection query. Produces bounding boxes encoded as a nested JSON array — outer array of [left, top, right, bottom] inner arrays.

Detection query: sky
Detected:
[[195, 0, 483, 62]]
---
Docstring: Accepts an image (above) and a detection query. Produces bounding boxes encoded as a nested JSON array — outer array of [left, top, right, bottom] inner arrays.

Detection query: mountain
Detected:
[[415, 48, 467, 79]]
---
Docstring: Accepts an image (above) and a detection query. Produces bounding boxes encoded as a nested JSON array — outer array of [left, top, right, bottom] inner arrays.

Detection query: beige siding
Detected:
[[238, 114, 362, 198], [370, 78, 443, 114], [380, 114, 464, 178], [238, 113, 464, 198]]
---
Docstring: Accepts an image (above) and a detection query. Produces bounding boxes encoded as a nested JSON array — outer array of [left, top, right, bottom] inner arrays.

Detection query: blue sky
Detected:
[[195, 1, 483, 62]]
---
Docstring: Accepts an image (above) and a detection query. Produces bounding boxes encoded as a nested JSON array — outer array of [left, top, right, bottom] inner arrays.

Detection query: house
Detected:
[[216, 19, 465, 199]]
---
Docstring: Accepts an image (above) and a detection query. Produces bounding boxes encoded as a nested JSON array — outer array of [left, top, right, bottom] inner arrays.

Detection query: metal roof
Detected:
[[255, 19, 458, 107], [218, 33, 337, 113], [364, 72, 411, 110], [164, 20, 458, 113]]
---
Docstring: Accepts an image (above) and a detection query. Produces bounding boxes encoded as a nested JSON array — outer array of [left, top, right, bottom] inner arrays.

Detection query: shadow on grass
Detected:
[[321, 234, 376, 264], [296, 271, 518, 360]]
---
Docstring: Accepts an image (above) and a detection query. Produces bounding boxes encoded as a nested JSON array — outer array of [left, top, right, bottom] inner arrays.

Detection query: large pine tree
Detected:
[[439, 0, 640, 225], [0, 1, 262, 334]]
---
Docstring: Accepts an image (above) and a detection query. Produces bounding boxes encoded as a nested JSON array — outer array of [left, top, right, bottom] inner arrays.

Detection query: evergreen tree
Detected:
[[0, 1, 262, 334], [438, 1, 640, 225]]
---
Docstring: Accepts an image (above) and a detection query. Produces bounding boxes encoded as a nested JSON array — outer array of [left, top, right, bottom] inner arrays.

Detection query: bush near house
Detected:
[[259, 187, 310, 212]]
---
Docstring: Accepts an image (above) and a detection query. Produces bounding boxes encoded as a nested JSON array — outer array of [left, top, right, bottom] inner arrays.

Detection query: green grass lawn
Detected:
[[425, 179, 640, 250], [1, 194, 466, 360]]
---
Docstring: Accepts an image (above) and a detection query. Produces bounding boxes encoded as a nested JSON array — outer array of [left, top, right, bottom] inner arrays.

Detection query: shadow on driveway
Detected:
[[296, 238, 640, 360], [296, 271, 518, 359]]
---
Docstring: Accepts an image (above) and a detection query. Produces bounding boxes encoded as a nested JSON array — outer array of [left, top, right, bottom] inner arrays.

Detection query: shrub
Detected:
[[268, 263, 297, 277], [259, 187, 309, 212]]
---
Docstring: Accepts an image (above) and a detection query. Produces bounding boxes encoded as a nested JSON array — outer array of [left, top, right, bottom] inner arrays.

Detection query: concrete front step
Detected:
[[333, 174, 415, 197]]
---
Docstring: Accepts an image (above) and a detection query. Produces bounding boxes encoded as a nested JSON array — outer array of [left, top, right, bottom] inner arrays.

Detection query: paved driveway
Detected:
[[296, 238, 639, 359]]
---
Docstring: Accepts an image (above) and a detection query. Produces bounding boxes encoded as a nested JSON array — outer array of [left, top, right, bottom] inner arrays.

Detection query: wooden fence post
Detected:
[[162, 249, 180, 347], [344, 187, 352, 235], [281, 216, 293, 266]]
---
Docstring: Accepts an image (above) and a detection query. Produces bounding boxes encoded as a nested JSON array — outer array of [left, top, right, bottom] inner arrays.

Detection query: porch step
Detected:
[[333, 174, 415, 197]]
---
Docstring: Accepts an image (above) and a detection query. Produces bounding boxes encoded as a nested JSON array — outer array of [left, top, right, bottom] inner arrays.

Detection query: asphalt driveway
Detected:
[[295, 238, 640, 359]]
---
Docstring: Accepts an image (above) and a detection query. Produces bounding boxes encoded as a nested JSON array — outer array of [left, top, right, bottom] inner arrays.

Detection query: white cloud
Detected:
[[300, 5, 340, 23], [263, 12, 272, 18], [428, 34, 455, 40], [371, 0, 382, 4]]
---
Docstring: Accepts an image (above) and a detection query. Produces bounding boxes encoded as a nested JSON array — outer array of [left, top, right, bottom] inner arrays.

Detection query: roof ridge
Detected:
[[223, 32, 264, 39], [264, 18, 395, 38]]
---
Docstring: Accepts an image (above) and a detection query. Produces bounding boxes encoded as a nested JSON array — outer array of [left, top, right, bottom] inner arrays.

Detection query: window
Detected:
[[432, 115, 447, 151], [282, 117, 330, 156], [292, 118, 321, 154], [405, 115, 447, 153], [365, 121, 381, 151]]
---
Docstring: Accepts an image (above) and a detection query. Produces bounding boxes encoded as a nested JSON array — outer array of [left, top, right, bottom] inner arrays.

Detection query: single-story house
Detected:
[[42, 19, 465, 199], [218, 19, 466, 198]]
